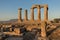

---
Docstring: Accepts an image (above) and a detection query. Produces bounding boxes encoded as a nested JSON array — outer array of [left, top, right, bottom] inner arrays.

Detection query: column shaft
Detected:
[[24, 9, 28, 21], [41, 21, 47, 37], [38, 7, 41, 21], [18, 8, 22, 23], [44, 5, 48, 21], [30, 8, 34, 21]]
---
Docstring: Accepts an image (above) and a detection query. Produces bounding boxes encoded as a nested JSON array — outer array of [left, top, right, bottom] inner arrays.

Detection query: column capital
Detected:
[[30, 8, 34, 9], [18, 8, 22, 10], [25, 9, 27, 11], [37, 5, 41, 9], [44, 4, 48, 8]]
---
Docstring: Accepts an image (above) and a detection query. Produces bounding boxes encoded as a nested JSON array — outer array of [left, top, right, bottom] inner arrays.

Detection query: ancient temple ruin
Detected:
[[18, 4, 49, 40], [0, 4, 60, 40], [18, 4, 48, 22]]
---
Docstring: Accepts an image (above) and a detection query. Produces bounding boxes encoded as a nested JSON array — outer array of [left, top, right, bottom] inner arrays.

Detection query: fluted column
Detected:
[[44, 5, 48, 21], [18, 8, 22, 23], [37, 6, 41, 21], [30, 8, 34, 21], [41, 21, 47, 38], [24, 9, 28, 21]]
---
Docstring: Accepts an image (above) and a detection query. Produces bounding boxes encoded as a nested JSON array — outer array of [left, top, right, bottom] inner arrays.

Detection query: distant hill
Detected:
[[0, 19, 18, 24]]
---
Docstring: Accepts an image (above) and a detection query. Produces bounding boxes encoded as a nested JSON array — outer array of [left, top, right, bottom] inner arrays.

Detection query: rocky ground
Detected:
[[1, 23, 60, 40], [48, 26, 60, 40]]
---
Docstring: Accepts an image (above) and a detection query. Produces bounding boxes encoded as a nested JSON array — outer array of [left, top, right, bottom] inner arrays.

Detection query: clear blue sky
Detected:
[[0, 0, 60, 21]]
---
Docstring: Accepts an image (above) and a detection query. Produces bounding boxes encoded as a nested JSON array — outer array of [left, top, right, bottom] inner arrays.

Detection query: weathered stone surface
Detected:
[[48, 26, 60, 40], [24, 9, 28, 21], [18, 8, 22, 23], [1, 4, 60, 40]]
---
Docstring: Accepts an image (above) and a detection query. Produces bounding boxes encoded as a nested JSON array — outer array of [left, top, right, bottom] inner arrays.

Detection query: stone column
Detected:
[[44, 5, 48, 21], [18, 8, 22, 23], [30, 8, 34, 21], [37, 6, 41, 21], [24, 9, 28, 21], [41, 21, 47, 40]]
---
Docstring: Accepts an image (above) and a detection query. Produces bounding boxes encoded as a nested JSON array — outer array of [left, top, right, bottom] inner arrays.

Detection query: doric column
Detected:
[[18, 8, 22, 23], [44, 5, 48, 21], [30, 8, 34, 21], [24, 9, 28, 21], [37, 6, 41, 21], [41, 21, 47, 39]]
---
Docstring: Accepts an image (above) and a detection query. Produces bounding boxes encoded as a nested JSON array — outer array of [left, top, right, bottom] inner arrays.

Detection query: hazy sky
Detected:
[[0, 0, 60, 21]]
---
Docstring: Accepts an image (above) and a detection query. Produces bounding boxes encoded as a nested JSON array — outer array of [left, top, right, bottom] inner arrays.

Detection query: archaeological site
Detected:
[[0, 4, 60, 40]]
